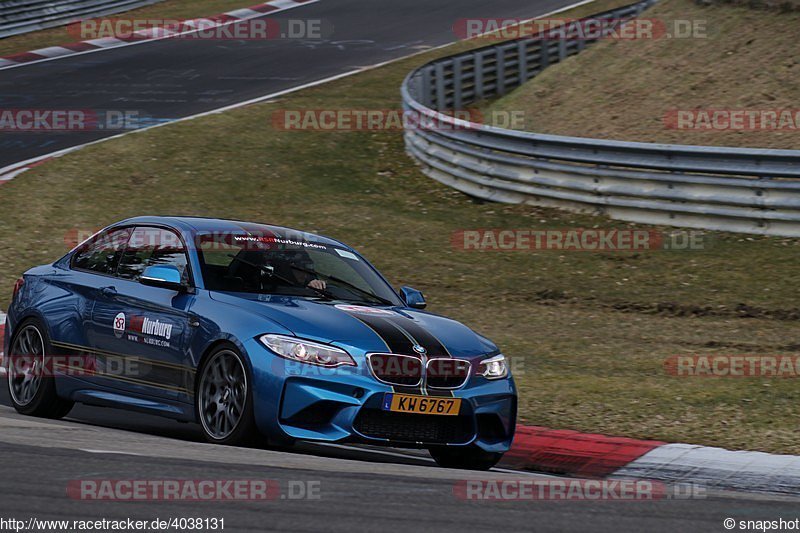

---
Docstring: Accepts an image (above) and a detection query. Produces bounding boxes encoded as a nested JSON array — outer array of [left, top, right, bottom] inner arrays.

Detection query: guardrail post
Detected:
[[518, 41, 529, 83], [474, 52, 485, 101], [435, 63, 447, 111], [421, 67, 433, 108], [539, 41, 549, 70], [496, 48, 507, 96], [558, 38, 568, 61], [453, 57, 463, 110]]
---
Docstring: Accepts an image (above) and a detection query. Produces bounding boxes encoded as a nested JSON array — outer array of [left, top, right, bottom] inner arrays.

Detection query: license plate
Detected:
[[381, 393, 461, 416]]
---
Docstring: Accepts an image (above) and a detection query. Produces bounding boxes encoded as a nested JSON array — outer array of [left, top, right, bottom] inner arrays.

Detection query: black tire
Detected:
[[7, 318, 74, 419], [428, 445, 504, 471], [195, 343, 258, 446]]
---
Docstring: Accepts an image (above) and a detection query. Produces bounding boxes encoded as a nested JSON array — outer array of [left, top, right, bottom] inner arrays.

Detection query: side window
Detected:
[[117, 227, 190, 283], [71, 228, 132, 275]]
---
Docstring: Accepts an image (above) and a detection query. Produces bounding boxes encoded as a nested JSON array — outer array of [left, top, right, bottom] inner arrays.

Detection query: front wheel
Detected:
[[196, 344, 257, 446], [7, 319, 74, 419], [428, 445, 503, 471]]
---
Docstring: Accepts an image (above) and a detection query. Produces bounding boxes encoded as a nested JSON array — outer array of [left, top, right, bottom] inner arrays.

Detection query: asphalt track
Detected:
[[0, 0, 580, 168], [0, 386, 798, 532]]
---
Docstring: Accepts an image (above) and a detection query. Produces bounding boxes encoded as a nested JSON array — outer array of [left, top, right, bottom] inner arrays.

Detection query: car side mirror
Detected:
[[400, 286, 426, 309], [140, 265, 187, 292]]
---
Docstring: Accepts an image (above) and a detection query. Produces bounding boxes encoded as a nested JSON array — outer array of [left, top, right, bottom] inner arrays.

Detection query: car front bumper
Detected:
[[246, 338, 517, 452]]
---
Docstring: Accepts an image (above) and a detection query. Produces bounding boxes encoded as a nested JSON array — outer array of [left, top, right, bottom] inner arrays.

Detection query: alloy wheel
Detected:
[[8, 325, 46, 406], [198, 350, 248, 440]]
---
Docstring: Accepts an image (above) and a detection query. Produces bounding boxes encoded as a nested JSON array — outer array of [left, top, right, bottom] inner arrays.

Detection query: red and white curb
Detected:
[[507, 425, 800, 495], [0, 0, 318, 71], [505, 425, 666, 477], [0, 156, 57, 185], [614, 443, 800, 495]]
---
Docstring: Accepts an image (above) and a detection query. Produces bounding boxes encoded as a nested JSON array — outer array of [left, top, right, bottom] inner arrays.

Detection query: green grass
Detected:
[[0, 0, 265, 58], [486, 0, 800, 149], [2, 0, 800, 453]]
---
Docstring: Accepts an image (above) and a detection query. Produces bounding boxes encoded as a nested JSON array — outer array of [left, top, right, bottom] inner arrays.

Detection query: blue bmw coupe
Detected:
[[4, 217, 516, 469]]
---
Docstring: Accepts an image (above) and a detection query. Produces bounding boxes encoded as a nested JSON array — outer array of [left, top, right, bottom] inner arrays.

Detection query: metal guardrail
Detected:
[[401, 0, 800, 237], [0, 0, 164, 39]]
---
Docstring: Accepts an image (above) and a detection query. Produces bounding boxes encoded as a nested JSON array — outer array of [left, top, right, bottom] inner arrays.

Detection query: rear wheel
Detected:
[[428, 445, 503, 471], [7, 319, 74, 419], [196, 344, 257, 446]]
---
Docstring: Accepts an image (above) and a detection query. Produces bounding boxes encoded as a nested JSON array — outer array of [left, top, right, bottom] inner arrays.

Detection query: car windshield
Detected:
[[195, 231, 401, 305]]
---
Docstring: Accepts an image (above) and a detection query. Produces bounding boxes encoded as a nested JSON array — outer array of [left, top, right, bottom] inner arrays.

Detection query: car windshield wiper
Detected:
[[227, 255, 335, 300], [288, 264, 395, 306]]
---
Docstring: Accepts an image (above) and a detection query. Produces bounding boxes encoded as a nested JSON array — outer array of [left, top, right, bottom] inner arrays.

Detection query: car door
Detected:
[[46, 227, 133, 377], [87, 226, 196, 402]]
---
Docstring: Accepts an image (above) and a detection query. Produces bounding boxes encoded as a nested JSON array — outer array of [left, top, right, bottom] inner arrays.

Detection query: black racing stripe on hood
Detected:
[[340, 312, 422, 394], [386, 316, 450, 358], [339, 308, 456, 397], [351, 314, 416, 355], [383, 316, 455, 397], [340, 309, 449, 358]]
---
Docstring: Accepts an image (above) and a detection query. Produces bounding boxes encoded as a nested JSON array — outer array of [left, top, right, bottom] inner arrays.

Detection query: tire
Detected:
[[428, 445, 504, 471], [7, 318, 74, 419], [195, 344, 257, 446]]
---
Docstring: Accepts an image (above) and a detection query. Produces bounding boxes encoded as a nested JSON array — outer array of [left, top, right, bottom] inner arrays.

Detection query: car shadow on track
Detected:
[[0, 385, 439, 467]]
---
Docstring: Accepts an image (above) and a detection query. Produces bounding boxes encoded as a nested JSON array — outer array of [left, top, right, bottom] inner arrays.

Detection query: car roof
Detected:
[[112, 216, 351, 249]]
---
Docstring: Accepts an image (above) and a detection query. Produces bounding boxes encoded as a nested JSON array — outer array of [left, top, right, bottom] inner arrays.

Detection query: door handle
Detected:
[[100, 286, 117, 297]]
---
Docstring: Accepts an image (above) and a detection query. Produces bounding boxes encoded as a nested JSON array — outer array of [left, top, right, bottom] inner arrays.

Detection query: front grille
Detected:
[[368, 353, 422, 387], [354, 409, 475, 444], [426, 359, 471, 389]]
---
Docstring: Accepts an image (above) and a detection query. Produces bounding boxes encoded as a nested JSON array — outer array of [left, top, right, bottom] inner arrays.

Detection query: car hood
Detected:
[[208, 292, 498, 360]]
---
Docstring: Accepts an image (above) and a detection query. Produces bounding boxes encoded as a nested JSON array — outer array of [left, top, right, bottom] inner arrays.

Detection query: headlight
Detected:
[[259, 334, 356, 368], [478, 354, 508, 379]]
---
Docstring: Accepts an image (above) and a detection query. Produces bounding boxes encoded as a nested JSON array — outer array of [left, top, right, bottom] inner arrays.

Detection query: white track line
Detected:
[[312, 442, 556, 476], [314, 442, 437, 462], [80, 448, 145, 456]]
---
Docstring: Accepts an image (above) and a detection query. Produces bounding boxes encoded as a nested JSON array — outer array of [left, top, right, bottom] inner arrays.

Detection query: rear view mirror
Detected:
[[400, 286, 427, 309], [140, 265, 186, 292]]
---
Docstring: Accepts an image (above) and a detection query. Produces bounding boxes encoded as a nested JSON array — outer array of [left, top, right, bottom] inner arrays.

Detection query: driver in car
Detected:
[[267, 249, 328, 291], [227, 246, 327, 293]]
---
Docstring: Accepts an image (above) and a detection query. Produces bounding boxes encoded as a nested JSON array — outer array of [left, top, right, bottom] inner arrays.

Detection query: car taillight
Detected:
[[12, 277, 24, 301]]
